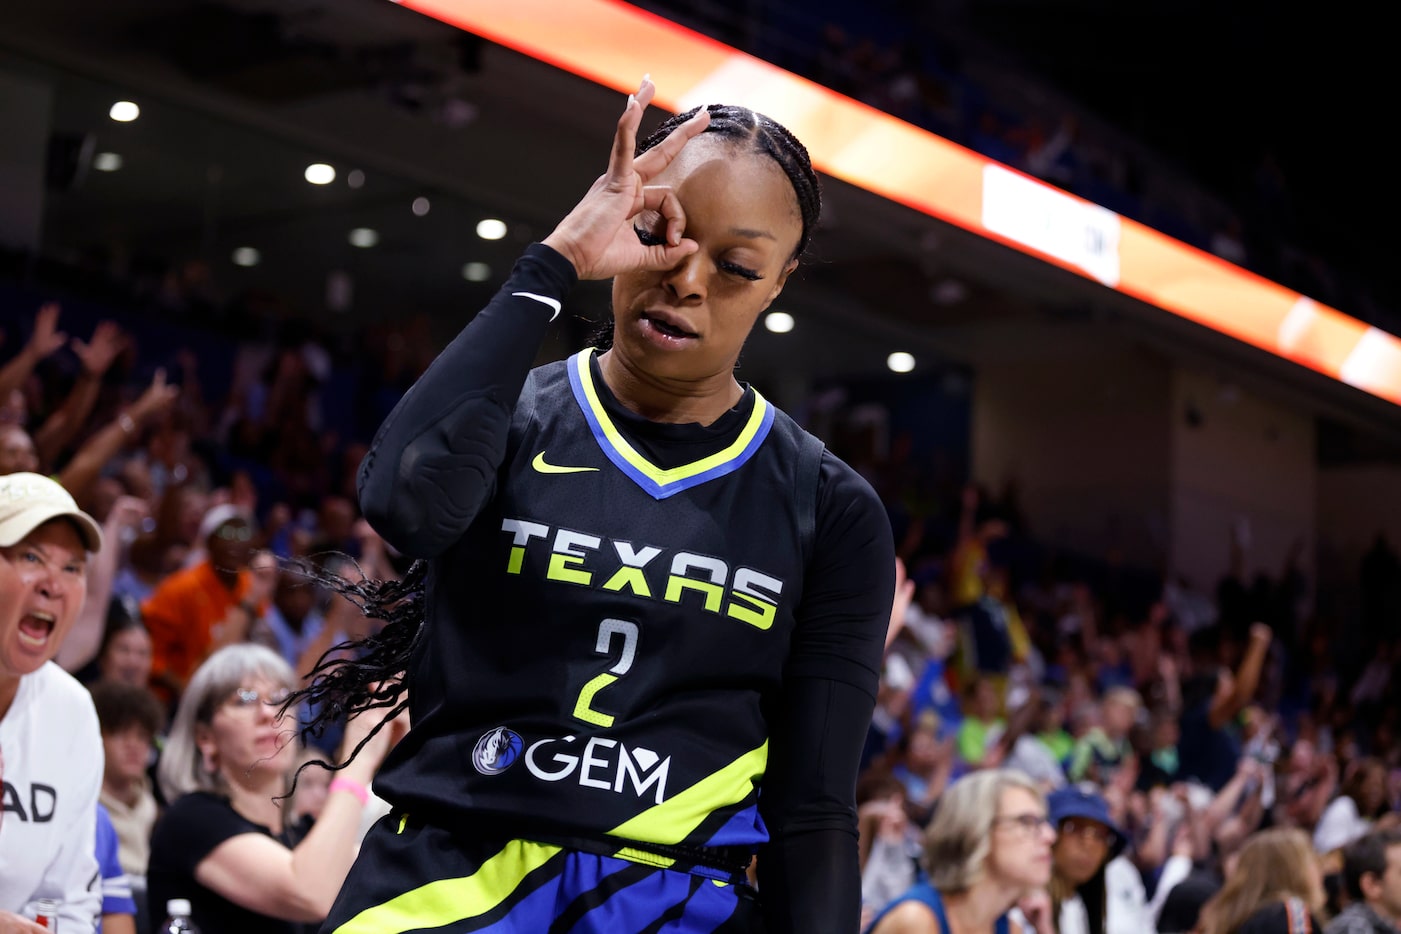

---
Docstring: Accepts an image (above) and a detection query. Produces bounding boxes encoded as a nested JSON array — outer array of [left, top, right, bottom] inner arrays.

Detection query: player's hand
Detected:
[[543, 76, 710, 281]]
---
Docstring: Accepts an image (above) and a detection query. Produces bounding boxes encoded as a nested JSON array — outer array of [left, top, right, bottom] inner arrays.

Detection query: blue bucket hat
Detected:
[[1047, 786, 1128, 858]]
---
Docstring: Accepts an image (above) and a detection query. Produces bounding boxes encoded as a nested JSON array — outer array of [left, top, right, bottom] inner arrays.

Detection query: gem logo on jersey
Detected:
[[525, 734, 671, 804], [472, 727, 524, 775]]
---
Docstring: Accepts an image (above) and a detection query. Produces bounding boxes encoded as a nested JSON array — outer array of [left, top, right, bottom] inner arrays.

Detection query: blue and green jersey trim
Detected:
[[567, 349, 774, 500]]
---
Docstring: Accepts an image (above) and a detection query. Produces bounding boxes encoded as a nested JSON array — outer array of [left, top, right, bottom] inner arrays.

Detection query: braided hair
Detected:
[[280, 557, 425, 771], [289, 104, 822, 763], [638, 103, 822, 261]]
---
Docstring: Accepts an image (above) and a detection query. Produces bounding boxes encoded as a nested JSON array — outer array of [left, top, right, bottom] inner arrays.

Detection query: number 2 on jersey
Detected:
[[572, 618, 639, 727]]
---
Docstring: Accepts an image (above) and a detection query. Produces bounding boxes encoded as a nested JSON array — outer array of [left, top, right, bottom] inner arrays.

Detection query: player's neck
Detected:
[[597, 349, 742, 426]]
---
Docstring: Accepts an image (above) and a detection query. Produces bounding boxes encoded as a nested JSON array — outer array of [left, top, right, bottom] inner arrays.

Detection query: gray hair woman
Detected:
[[147, 644, 404, 934], [867, 769, 1057, 934]]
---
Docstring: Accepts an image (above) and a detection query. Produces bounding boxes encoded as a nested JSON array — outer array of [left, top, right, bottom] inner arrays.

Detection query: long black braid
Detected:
[[280, 556, 426, 773], [290, 103, 822, 760], [592, 103, 823, 350]]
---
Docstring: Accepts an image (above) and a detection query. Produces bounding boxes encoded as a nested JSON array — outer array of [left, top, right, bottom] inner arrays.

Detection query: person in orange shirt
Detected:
[[141, 505, 273, 704]]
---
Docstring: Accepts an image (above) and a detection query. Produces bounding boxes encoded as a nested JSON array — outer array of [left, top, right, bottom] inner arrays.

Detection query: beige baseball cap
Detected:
[[0, 472, 103, 553]]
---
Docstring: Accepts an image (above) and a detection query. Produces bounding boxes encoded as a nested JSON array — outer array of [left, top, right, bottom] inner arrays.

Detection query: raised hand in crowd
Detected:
[[57, 366, 179, 507], [0, 303, 67, 407], [33, 319, 127, 468], [885, 556, 916, 652], [70, 320, 126, 375], [1213, 757, 1268, 854], [56, 494, 150, 673]]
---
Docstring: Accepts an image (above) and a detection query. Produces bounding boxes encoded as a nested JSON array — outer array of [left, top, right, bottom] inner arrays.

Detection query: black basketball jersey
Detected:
[[375, 347, 832, 857]]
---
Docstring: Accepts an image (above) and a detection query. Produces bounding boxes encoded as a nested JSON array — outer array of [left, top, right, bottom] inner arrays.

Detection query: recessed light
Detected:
[[304, 163, 336, 185], [476, 218, 507, 241], [346, 169, 365, 189], [764, 311, 795, 333], [887, 352, 916, 373], [109, 101, 140, 122], [231, 247, 261, 267], [462, 262, 491, 282], [92, 152, 123, 172], [412, 196, 431, 217], [348, 228, 379, 248]]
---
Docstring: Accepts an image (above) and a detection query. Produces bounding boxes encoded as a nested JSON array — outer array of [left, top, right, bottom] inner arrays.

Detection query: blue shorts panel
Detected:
[[323, 814, 764, 934]]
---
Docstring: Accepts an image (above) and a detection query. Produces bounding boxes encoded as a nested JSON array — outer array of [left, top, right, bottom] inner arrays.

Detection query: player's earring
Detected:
[[201, 750, 217, 774]]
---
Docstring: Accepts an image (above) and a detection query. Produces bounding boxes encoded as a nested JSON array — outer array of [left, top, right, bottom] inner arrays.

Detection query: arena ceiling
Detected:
[[2, 0, 1398, 442]]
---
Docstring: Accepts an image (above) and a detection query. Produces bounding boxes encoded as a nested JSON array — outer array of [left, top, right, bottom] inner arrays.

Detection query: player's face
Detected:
[[610, 136, 802, 386]]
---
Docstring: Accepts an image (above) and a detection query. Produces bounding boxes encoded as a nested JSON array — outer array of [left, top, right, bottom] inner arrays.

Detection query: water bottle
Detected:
[[33, 898, 59, 929], [160, 898, 200, 934]]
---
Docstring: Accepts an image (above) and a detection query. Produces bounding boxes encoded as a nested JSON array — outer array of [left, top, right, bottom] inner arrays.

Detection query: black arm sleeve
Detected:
[[757, 454, 895, 934], [357, 243, 577, 558]]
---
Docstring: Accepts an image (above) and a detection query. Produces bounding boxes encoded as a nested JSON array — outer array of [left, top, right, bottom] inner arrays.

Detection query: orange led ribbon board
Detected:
[[399, 0, 1401, 407]]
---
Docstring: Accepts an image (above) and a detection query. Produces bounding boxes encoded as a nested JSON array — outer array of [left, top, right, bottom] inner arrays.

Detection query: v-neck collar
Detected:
[[565, 349, 774, 500]]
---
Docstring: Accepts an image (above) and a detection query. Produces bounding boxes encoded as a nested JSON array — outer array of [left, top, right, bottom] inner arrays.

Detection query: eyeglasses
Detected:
[[225, 686, 291, 710], [1059, 819, 1115, 846], [215, 524, 253, 542], [994, 813, 1053, 835]]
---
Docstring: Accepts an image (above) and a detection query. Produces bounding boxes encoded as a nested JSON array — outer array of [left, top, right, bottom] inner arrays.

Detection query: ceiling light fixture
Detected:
[[109, 101, 140, 122], [348, 228, 379, 248], [412, 197, 431, 216], [476, 218, 507, 241], [764, 311, 795, 333], [346, 169, 365, 189], [231, 247, 261, 267], [887, 352, 916, 373], [92, 152, 123, 172], [304, 163, 336, 185], [462, 262, 492, 282]]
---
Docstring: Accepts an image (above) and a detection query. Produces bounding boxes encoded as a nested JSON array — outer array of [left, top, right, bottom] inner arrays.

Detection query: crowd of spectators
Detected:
[[1, 9, 1398, 928], [0, 289, 1395, 933], [855, 473, 1401, 932]]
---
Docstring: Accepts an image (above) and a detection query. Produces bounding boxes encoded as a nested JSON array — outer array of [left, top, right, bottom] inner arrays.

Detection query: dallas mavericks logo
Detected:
[[472, 727, 523, 775]]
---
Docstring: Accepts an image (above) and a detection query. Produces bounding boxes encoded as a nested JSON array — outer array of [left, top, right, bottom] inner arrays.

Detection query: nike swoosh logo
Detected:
[[532, 451, 599, 474], [513, 292, 562, 320]]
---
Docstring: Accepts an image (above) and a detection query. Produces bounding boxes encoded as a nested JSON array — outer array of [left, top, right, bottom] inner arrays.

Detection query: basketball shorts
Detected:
[[321, 813, 765, 934]]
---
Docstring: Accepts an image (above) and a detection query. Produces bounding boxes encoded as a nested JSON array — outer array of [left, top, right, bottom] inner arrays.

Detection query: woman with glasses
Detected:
[[146, 644, 404, 934], [866, 768, 1057, 934], [1044, 786, 1149, 934]]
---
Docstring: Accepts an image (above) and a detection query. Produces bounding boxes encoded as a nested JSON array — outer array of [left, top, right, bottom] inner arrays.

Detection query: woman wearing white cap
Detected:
[[0, 472, 105, 933]]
